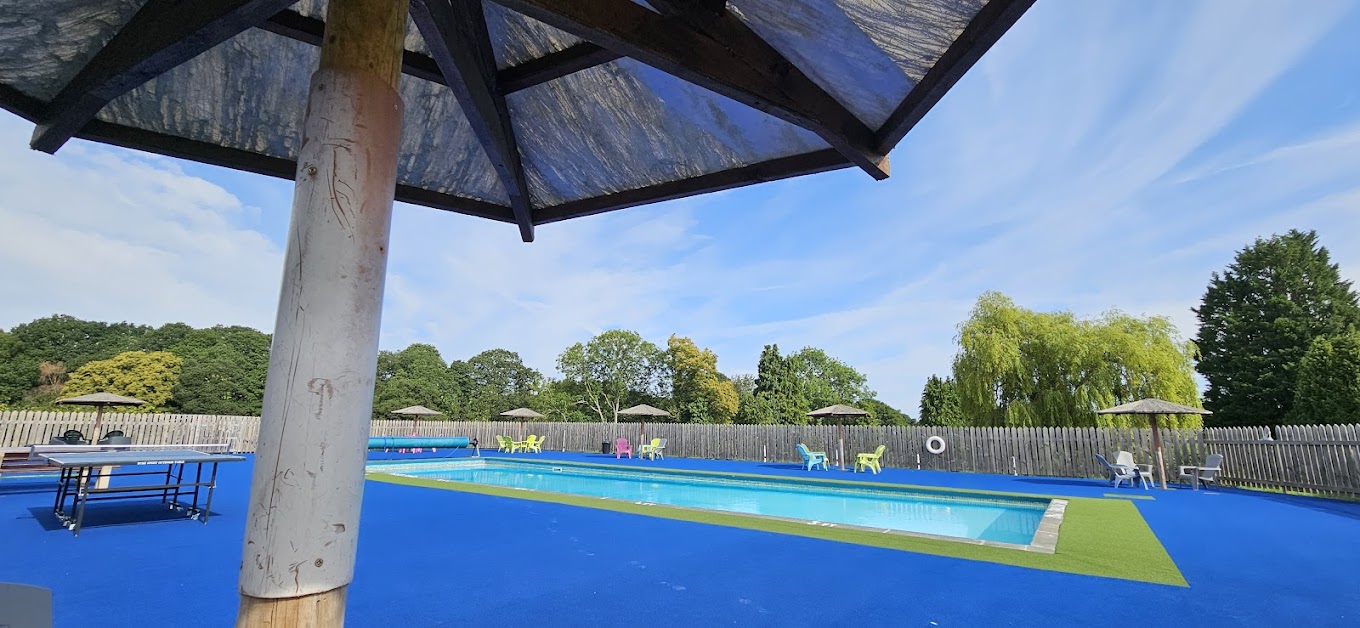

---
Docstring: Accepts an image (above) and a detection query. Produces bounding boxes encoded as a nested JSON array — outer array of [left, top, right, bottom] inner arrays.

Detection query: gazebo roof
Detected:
[[0, 0, 1031, 242]]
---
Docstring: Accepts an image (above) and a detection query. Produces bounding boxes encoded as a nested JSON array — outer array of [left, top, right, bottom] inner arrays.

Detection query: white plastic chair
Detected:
[[1096, 454, 1140, 489], [1115, 450, 1153, 489], [653, 438, 667, 459], [1178, 453, 1224, 490]]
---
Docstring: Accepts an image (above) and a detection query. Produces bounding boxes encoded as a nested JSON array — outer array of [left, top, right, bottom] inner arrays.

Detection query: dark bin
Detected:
[[601, 441, 611, 454]]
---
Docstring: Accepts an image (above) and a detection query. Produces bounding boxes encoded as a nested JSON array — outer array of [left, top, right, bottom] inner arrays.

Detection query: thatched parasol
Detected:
[[807, 404, 871, 471], [56, 392, 146, 442], [619, 403, 670, 443], [0, 0, 1031, 620], [391, 404, 442, 432], [499, 407, 545, 438], [1097, 398, 1211, 490]]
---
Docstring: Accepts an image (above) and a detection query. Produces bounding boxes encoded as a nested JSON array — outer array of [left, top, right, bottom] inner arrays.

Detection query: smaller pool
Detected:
[[369, 459, 1063, 550]]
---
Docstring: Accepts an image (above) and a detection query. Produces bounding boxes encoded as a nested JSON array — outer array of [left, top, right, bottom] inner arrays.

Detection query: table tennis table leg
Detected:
[[162, 464, 174, 505], [201, 462, 221, 524], [53, 468, 70, 521], [73, 466, 90, 536], [189, 462, 204, 518]]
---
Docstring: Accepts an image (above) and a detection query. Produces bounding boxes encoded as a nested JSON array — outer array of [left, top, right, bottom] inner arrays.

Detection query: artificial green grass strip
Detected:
[[1104, 493, 1156, 500], [368, 473, 1186, 587]]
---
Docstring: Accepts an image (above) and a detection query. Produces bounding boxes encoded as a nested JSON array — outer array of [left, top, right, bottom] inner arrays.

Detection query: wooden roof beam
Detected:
[[875, 0, 1034, 152], [412, 0, 536, 241], [30, 0, 298, 154], [261, 10, 619, 95], [494, 0, 890, 180]]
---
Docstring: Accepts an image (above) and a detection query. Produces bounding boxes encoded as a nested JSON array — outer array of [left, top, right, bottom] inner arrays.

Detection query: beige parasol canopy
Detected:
[[392, 404, 442, 432], [807, 404, 870, 471], [1097, 398, 1212, 490], [618, 404, 671, 417], [500, 407, 545, 437], [56, 392, 147, 441]]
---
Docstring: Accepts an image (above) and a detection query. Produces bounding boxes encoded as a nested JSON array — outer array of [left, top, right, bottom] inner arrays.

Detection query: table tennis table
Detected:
[[40, 449, 245, 536]]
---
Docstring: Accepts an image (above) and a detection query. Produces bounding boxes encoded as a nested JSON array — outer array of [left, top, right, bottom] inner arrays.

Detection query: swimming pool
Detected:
[[369, 458, 1064, 550]]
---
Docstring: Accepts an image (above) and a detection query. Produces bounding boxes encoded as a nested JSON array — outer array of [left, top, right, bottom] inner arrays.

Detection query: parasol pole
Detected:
[[1151, 414, 1168, 490], [237, 0, 406, 624], [92, 404, 105, 441], [837, 420, 845, 471]]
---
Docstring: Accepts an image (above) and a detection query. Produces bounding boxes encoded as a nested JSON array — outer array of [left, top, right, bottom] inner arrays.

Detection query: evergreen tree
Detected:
[[753, 344, 809, 423], [1195, 230, 1360, 426], [919, 375, 965, 426], [1288, 332, 1360, 425]]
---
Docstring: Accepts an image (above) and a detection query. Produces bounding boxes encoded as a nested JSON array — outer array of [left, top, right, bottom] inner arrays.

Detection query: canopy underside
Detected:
[[0, 0, 1031, 240]]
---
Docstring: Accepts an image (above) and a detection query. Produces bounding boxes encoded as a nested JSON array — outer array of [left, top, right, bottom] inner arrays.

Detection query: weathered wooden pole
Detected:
[[236, 0, 407, 624], [1151, 415, 1169, 490]]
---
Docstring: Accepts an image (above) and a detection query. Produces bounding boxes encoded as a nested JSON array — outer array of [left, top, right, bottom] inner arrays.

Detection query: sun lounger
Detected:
[[855, 445, 886, 474], [796, 443, 828, 471]]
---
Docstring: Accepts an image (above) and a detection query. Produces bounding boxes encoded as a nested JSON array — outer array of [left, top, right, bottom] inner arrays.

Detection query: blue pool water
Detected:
[[372, 459, 1049, 545]]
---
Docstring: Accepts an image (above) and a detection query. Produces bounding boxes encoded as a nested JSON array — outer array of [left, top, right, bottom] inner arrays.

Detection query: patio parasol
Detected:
[[55, 392, 146, 442], [391, 404, 442, 433], [619, 403, 670, 443], [0, 0, 1032, 621], [806, 404, 870, 471], [499, 407, 545, 439], [1097, 398, 1212, 491]]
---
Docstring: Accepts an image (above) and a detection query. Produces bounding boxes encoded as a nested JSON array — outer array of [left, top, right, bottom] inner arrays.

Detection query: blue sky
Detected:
[[2, 0, 1359, 412]]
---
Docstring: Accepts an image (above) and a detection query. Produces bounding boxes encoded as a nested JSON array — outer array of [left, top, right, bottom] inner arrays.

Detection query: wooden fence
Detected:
[[4, 411, 1358, 498]]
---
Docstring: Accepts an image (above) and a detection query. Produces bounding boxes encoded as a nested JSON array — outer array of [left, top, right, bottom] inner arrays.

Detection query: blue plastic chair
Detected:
[[796, 443, 829, 471]]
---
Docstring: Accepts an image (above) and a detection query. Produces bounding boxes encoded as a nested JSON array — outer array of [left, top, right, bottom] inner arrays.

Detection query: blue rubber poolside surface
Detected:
[[2, 449, 1358, 627]]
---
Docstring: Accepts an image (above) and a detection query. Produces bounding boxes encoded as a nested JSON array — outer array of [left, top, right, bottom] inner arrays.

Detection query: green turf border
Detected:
[[368, 467, 1186, 587], [1104, 493, 1156, 500]]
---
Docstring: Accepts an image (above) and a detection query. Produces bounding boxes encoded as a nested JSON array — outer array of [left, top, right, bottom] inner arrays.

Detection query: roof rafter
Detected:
[[492, 0, 890, 180], [535, 148, 851, 224], [411, 0, 536, 241], [260, 10, 618, 95], [875, 0, 1035, 152], [30, 0, 298, 154]]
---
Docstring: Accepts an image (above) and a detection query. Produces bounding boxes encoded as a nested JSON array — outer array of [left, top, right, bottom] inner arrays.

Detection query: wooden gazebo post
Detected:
[[236, 0, 407, 624]]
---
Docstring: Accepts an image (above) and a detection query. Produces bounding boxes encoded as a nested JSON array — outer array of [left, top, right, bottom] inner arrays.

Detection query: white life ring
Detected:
[[926, 435, 947, 455]]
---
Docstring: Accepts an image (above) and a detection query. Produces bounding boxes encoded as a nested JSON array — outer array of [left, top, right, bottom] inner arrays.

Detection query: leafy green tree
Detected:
[[372, 344, 460, 420], [919, 375, 965, 426], [1195, 230, 1360, 426], [63, 350, 183, 411], [1288, 333, 1360, 424], [557, 330, 665, 422], [667, 335, 739, 423], [462, 349, 542, 419], [953, 292, 1202, 427], [168, 326, 271, 415], [861, 398, 912, 425], [753, 344, 809, 424], [0, 330, 28, 405], [530, 379, 594, 422], [142, 322, 195, 352], [787, 347, 874, 410], [0, 315, 154, 404]]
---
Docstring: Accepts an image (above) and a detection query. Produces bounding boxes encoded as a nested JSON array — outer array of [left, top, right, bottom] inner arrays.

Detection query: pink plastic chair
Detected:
[[614, 437, 632, 459]]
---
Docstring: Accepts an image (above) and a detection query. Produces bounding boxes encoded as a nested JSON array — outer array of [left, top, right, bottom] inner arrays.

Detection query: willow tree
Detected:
[[952, 292, 1201, 427]]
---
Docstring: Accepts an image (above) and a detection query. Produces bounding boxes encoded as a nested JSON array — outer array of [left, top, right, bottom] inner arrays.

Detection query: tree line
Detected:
[[917, 229, 1360, 428], [0, 318, 912, 424]]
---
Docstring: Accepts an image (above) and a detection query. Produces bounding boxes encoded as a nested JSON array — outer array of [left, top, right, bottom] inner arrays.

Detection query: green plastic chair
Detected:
[[855, 445, 886, 474], [497, 435, 520, 453], [523, 435, 542, 453], [639, 438, 662, 460]]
